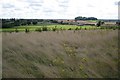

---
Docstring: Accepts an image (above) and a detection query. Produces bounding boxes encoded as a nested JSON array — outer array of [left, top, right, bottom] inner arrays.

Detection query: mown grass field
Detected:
[[2, 30, 118, 78], [1, 25, 100, 32]]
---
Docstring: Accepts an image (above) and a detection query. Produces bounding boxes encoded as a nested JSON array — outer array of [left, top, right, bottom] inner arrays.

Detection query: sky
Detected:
[[0, 0, 119, 19]]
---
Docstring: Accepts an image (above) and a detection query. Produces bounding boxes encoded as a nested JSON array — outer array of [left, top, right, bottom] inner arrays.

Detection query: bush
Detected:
[[25, 29, 29, 33], [35, 28, 42, 32], [118, 26, 120, 30], [32, 22, 37, 25], [52, 28, 56, 31], [116, 21, 120, 26], [2, 23, 14, 28], [68, 28, 72, 30], [42, 27, 48, 31], [15, 28, 19, 32], [100, 27, 104, 29], [75, 27, 78, 30]]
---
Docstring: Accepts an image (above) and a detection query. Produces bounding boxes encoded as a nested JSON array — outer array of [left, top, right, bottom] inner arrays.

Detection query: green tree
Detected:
[[116, 21, 120, 26], [96, 21, 102, 27], [32, 21, 37, 25], [27, 20, 31, 25]]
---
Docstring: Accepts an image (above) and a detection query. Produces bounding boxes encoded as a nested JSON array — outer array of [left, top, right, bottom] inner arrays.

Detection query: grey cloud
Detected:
[[2, 3, 14, 8], [29, 3, 42, 11], [58, 3, 69, 12], [87, 4, 94, 7], [56, 0, 69, 3], [59, 5, 68, 12], [31, 7, 40, 11], [25, 0, 43, 3], [43, 8, 55, 13], [29, 3, 42, 7], [26, 0, 43, 10], [58, 0, 69, 9], [59, 4, 68, 7], [14, 8, 21, 11], [44, 10, 53, 12]]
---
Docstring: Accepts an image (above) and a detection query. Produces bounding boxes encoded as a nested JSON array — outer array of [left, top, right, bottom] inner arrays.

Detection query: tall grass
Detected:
[[2, 30, 118, 78], [0, 32, 2, 79]]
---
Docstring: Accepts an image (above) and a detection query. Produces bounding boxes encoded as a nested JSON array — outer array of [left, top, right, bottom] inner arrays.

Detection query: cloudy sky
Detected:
[[0, 0, 119, 19]]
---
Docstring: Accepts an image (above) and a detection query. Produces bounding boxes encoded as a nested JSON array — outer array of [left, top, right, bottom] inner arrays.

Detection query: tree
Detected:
[[96, 21, 102, 27], [14, 20, 20, 26], [42, 26, 48, 31], [21, 22, 27, 25], [60, 21, 63, 24], [2, 23, 14, 28], [10, 18, 15, 21], [50, 20, 58, 23], [101, 21, 104, 25], [87, 17, 97, 20], [75, 16, 83, 20], [32, 21, 37, 25], [116, 21, 120, 26], [75, 16, 97, 20], [27, 20, 31, 25], [39, 19, 44, 22]]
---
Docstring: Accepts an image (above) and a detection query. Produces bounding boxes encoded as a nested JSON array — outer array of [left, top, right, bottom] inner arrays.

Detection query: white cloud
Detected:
[[0, 0, 119, 19]]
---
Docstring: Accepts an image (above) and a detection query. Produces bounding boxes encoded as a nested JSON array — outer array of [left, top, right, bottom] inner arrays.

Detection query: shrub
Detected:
[[79, 27, 82, 30], [75, 27, 78, 30], [15, 28, 19, 32], [116, 21, 120, 26], [96, 21, 101, 27], [100, 27, 104, 29], [52, 28, 56, 31], [42, 27, 48, 31], [25, 28, 29, 33], [113, 28, 116, 30], [35, 28, 42, 32], [68, 28, 72, 30], [118, 26, 120, 30], [32, 21, 37, 25], [52, 26, 57, 31]]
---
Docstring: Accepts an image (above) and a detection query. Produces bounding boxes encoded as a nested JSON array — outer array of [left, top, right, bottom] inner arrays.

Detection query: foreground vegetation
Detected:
[[1, 25, 98, 32], [2, 30, 118, 78], [1, 25, 119, 33], [1, 18, 119, 78]]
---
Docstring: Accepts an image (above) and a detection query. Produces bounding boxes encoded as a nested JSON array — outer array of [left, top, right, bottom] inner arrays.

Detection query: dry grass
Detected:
[[2, 30, 118, 78], [0, 32, 2, 79]]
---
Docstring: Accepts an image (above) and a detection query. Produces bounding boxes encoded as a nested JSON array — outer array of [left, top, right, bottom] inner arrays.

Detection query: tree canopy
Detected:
[[75, 16, 97, 20]]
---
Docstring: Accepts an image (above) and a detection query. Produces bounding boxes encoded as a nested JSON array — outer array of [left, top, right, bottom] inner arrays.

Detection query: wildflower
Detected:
[[79, 65, 83, 70], [82, 58, 87, 61], [62, 69, 65, 72], [53, 59, 57, 63], [61, 61, 64, 64]]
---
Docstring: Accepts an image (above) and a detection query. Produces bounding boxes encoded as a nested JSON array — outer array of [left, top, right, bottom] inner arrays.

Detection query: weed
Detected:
[[15, 28, 19, 32], [42, 27, 48, 31], [35, 28, 42, 32], [25, 28, 29, 33]]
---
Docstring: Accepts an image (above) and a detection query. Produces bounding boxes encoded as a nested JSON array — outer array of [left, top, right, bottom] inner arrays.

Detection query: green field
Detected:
[[1, 25, 100, 32]]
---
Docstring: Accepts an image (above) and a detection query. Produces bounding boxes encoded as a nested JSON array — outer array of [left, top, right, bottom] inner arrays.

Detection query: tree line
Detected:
[[2, 19, 64, 28], [2, 19, 39, 28], [75, 16, 98, 21], [1, 18, 120, 28]]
